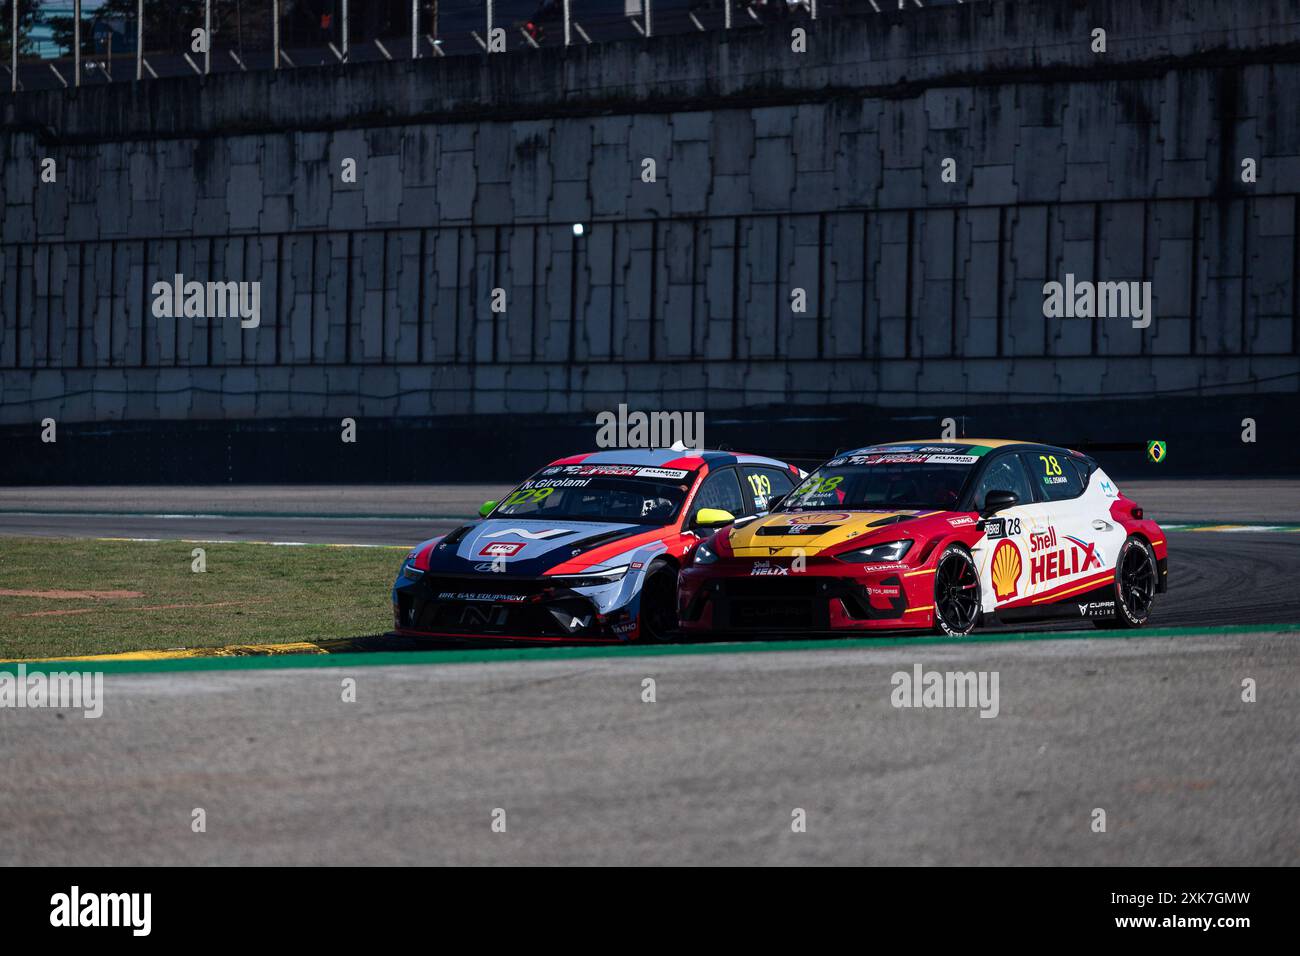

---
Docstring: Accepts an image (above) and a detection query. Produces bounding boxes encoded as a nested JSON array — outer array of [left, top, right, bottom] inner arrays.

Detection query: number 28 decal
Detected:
[[986, 516, 1022, 539], [802, 476, 843, 496]]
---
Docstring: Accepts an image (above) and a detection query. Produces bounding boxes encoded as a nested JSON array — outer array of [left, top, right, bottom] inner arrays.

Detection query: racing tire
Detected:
[[1094, 536, 1157, 629], [638, 561, 680, 643], [932, 544, 981, 637]]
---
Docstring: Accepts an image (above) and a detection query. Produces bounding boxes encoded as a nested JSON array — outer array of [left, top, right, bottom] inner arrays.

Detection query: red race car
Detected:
[[678, 439, 1167, 637]]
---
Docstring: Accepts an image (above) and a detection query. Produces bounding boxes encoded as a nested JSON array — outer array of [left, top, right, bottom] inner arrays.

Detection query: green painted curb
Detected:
[[2, 621, 1295, 676]]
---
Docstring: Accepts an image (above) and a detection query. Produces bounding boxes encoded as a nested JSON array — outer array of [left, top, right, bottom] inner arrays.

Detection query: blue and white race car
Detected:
[[391, 448, 804, 643]]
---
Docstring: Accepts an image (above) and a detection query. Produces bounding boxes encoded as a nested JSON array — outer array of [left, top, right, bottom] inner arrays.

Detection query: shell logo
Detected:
[[991, 540, 1022, 600]]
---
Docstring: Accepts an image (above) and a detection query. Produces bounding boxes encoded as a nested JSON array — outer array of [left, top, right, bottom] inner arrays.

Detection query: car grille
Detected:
[[721, 578, 820, 598], [715, 578, 824, 629], [422, 575, 544, 600], [729, 599, 816, 629], [709, 575, 896, 630], [402, 576, 602, 638]]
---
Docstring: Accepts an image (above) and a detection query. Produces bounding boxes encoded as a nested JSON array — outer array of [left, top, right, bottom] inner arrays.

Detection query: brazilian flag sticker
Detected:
[[1147, 440, 1167, 464]]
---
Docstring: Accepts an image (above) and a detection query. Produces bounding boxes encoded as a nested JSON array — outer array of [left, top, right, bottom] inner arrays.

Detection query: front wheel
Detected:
[[637, 562, 680, 642], [932, 544, 981, 637], [1094, 536, 1157, 628]]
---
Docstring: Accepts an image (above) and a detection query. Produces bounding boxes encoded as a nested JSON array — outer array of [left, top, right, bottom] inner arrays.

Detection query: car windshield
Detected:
[[490, 464, 698, 525], [780, 451, 979, 512]]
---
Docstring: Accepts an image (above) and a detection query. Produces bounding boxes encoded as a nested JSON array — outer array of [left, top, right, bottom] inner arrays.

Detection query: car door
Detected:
[[1021, 450, 1126, 617], [968, 452, 1045, 615]]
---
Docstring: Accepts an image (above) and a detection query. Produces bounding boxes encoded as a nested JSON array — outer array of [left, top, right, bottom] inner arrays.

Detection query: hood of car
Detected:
[[726, 509, 932, 558], [421, 518, 650, 576]]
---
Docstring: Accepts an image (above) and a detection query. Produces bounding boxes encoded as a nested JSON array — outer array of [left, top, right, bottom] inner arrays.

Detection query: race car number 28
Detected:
[[985, 517, 1022, 539]]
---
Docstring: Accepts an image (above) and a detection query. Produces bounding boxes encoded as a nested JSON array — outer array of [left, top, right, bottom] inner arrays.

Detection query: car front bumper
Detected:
[[677, 563, 936, 634], [392, 572, 639, 643]]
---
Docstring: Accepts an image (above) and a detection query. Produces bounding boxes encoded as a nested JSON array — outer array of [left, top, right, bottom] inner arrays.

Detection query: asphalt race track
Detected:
[[4, 478, 1300, 541], [0, 510, 457, 547], [1, 482, 1297, 865], [1, 630, 1295, 865], [0, 484, 501, 546]]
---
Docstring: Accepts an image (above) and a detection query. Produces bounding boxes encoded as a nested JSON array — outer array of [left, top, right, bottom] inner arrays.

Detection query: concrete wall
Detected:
[[1, 0, 1298, 429]]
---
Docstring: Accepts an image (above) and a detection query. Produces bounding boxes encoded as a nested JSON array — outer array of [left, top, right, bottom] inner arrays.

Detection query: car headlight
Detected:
[[693, 541, 719, 565], [547, 565, 629, 588], [834, 539, 913, 564], [401, 561, 424, 580]]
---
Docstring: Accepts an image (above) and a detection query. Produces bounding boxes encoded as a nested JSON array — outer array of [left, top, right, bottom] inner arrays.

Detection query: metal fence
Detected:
[[2, 1, 967, 92]]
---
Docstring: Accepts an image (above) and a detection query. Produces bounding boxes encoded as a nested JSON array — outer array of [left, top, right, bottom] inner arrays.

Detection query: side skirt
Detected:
[[992, 584, 1117, 625]]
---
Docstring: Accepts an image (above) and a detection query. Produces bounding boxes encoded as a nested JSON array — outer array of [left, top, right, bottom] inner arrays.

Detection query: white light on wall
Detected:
[[572, 223, 585, 237]]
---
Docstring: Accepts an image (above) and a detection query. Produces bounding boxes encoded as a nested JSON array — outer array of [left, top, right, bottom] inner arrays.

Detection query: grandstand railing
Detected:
[[2, 1, 965, 93]]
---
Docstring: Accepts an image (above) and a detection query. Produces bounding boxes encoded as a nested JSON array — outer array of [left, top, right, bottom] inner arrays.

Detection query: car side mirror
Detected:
[[764, 494, 785, 512], [981, 489, 1019, 517], [693, 507, 736, 529], [478, 500, 497, 518]]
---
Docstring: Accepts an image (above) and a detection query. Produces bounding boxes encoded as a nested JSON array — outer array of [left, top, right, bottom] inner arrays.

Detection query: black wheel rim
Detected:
[[641, 571, 677, 640], [1118, 544, 1156, 619], [936, 554, 980, 632]]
